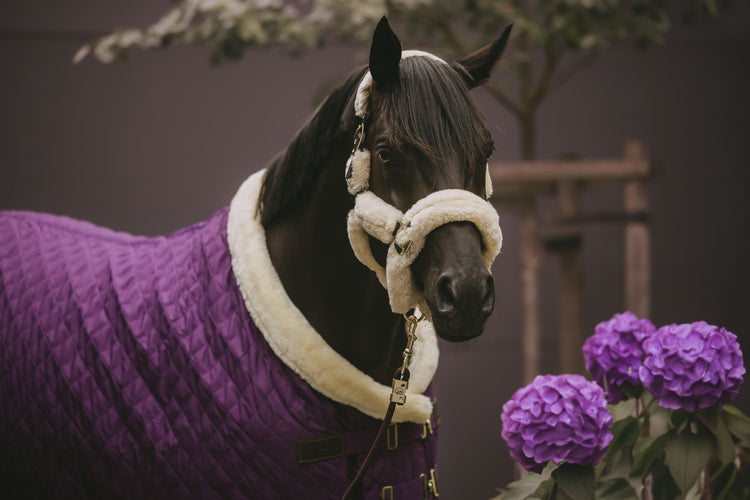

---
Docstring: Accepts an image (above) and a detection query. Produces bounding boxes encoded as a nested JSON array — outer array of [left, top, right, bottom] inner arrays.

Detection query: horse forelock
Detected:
[[377, 57, 493, 184]]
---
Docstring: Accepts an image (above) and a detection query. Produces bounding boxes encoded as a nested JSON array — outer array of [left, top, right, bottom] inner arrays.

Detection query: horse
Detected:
[[0, 17, 509, 500]]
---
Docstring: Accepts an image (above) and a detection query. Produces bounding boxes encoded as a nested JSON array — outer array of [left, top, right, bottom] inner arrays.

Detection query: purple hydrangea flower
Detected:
[[639, 321, 745, 411], [500, 374, 614, 473], [582, 311, 656, 403]]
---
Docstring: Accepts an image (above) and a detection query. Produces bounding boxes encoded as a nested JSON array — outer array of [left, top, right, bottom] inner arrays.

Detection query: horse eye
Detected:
[[377, 148, 393, 165]]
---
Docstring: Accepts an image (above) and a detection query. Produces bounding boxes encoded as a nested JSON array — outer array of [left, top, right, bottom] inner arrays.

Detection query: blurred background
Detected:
[[1, 1, 749, 498]]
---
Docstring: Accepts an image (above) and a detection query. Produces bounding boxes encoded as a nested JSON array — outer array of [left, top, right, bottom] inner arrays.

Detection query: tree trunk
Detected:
[[520, 199, 543, 384], [518, 111, 543, 384], [519, 112, 537, 162], [557, 181, 585, 375]]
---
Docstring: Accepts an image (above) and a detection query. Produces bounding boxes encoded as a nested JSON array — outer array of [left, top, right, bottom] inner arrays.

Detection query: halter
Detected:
[[345, 50, 503, 316]]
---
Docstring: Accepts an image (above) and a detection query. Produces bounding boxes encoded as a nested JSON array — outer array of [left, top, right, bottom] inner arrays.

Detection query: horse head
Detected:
[[348, 18, 511, 342]]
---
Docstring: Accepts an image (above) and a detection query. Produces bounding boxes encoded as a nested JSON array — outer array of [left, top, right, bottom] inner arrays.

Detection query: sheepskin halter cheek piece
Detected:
[[345, 50, 503, 315]]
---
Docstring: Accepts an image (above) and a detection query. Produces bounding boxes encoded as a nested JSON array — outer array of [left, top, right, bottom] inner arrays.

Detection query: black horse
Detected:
[[0, 17, 509, 500], [262, 18, 509, 384]]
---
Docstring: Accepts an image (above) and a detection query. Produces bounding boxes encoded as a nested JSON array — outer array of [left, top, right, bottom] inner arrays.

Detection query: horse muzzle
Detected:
[[413, 221, 495, 341]]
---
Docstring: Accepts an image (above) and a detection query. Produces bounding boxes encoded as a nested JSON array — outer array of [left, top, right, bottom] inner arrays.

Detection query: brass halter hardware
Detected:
[[345, 121, 366, 182], [400, 311, 424, 379], [389, 311, 424, 406], [353, 121, 365, 151]]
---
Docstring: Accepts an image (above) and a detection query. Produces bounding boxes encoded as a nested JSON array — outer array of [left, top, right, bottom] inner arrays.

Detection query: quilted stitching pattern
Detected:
[[0, 209, 437, 499]]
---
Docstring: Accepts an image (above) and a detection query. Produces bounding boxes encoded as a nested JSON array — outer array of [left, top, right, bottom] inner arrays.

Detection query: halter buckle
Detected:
[[353, 122, 365, 152], [392, 221, 413, 256], [395, 239, 413, 256]]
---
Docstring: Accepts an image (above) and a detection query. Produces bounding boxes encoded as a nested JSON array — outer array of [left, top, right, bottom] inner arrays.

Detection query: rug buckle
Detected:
[[386, 422, 399, 450], [421, 418, 434, 439], [420, 468, 439, 498], [381, 485, 394, 500]]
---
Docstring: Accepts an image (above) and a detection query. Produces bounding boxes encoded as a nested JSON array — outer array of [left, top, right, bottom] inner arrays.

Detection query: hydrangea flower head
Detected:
[[639, 321, 745, 411], [500, 374, 613, 473], [582, 311, 656, 403]]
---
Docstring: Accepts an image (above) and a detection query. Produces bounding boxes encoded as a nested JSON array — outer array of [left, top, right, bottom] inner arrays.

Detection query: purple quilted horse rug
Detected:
[[0, 171, 440, 499]]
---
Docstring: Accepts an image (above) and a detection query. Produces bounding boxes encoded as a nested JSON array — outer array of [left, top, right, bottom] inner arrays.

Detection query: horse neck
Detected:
[[264, 144, 404, 386]]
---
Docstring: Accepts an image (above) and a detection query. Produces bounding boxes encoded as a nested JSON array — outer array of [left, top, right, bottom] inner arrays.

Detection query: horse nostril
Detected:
[[435, 274, 458, 316], [481, 275, 495, 317]]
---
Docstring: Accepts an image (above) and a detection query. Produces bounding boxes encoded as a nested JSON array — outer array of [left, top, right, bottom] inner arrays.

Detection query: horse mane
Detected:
[[259, 55, 492, 225], [258, 67, 369, 227]]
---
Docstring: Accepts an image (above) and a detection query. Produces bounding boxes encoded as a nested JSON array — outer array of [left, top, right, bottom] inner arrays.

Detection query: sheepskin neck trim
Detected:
[[344, 50, 503, 315], [227, 169, 438, 423]]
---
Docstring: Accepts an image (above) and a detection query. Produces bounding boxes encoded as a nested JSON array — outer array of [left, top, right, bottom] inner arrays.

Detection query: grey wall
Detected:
[[2, 2, 749, 498]]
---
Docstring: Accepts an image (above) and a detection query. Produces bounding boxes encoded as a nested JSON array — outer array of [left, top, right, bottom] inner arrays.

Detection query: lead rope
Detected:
[[341, 312, 423, 500]]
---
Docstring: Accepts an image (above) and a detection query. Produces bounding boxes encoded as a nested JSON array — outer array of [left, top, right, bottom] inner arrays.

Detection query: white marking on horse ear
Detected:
[[485, 163, 493, 199]]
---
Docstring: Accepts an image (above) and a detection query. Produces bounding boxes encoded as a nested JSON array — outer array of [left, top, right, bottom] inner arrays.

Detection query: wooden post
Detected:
[[623, 140, 651, 317], [557, 181, 585, 374], [521, 199, 543, 383]]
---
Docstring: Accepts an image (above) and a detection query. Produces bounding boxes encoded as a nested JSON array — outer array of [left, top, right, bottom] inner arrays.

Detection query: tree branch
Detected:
[[517, 30, 533, 105], [547, 50, 601, 94], [425, 13, 467, 56], [528, 44, 560, 107], [485, 82, 522, 117]]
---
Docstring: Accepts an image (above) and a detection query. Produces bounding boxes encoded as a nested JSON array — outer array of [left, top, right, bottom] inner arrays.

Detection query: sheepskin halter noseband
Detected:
[[345, 50, 503, 316]]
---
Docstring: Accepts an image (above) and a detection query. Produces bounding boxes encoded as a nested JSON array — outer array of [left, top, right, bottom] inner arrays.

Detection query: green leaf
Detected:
[[669, 410, 690, 433], [664, 429, 715, 495], [595, 478, 640, 500], [495, 465, 555, 500], [645, 402, 670, 436], [649, 459, 682, 500], [631, 431, 672, 477], [551, 463, 595, 500], [697, 408, 736, 465], [641, 389, 656, 411], [710, 462, 738, 500], [619, 382, 644, 401], [608, 398, 637, 422], [722, 404, 750, 447], [606, 416, 641, 460], [599, 437, 633, 480], [633, 434, 655, 459]]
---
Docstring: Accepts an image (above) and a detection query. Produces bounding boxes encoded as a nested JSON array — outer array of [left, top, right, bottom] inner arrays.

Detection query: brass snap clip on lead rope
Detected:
[[391, 311, 423, 405], [401, 312, 423, 376]]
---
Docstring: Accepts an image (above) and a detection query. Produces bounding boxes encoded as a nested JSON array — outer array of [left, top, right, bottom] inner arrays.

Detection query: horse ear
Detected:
[[455, 24, 513, 89], [369, 17, 402, 91]]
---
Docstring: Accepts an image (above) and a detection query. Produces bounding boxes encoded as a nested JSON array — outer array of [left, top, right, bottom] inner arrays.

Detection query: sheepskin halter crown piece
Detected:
[[345, 50, 503, 315]]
